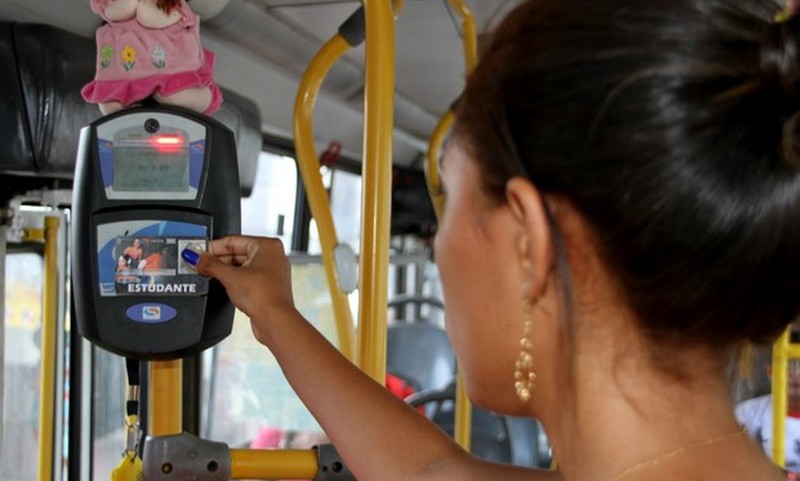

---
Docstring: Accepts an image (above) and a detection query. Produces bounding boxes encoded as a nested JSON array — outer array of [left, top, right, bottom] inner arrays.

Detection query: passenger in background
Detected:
[[183, 1, 800, 480]]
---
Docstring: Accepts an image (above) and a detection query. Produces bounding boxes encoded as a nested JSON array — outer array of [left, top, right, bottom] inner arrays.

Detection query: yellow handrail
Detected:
[[426, 0, 477, 214], [771, 328, 800, 468], [424, 0, 477, 218], [37, 216, 60, 481], [230, 449, 318, 479], [424, 0, 479, 451], [150, 360, 183, 435], [424, 111, 453, 221], [392, 0, 405, 19], [218, 2, 395, 478], [293, 33, 357, 363], [454, 371, 473, 450], [356, 0, 395, 384], [447, 0, 478, 73]]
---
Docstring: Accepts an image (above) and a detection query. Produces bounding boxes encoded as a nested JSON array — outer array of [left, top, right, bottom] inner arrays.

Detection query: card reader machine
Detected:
[[72, 107, 240, 359]]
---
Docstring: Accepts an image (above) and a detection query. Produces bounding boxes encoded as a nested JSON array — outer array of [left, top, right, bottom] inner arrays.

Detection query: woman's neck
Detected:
[[530, 208, 780, 480], [534, 323, 772, 481]]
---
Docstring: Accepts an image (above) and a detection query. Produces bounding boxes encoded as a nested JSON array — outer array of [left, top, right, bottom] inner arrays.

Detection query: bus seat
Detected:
[[407, 382, 550, 468], [507, 416, 552, 468], [407, 381, 513, 465], [0, 22, 261, 198], [386, 323, 456, 392]]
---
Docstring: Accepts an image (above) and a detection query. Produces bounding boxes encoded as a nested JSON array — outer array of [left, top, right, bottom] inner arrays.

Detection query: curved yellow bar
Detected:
[[293, 34, 357, 363], [424, 111, 453, 221], [427, 0, 477, 216], [356, 0, 395, 383], [392, 0, 405, 19], [447, 0, 478, 73], [426, 0, 479, 451], [149, 359, 183, 435], [230, 449, 318, 480], [37, 216, 59, 481]]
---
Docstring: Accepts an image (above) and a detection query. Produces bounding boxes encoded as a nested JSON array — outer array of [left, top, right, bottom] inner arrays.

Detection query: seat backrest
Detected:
[[386, 323, 456, 392], [434, 404, 514, 465], [407, 382, 515, 465]]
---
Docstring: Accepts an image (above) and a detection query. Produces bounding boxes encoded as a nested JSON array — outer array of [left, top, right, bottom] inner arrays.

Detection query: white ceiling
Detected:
[[0, 0, 524, 165]]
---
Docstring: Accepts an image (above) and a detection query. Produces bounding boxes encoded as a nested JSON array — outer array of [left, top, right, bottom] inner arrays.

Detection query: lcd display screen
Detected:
[[112, 132, 190, 192]]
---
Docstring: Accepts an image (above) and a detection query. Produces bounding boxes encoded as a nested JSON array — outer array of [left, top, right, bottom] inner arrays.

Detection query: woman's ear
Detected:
[[506, 177, 555, 301]]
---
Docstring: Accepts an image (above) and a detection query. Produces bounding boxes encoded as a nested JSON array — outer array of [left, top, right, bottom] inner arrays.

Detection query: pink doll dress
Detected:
[[81, 0, 222, 114]]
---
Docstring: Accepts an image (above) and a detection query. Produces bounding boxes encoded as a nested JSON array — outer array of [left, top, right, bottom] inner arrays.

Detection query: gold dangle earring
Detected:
[[514, 299, 537, 402], [776, 0, 799, 22]]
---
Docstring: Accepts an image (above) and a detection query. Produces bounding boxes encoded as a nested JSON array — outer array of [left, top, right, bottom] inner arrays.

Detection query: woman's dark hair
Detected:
[[455, 0, 800, 347]]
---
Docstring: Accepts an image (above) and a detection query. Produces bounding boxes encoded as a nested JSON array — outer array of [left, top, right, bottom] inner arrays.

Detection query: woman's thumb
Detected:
[[181, 244, 230, 283]]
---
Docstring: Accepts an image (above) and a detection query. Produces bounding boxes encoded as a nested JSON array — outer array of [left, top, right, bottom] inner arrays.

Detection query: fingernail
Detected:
[[181, 246, 200, 266]]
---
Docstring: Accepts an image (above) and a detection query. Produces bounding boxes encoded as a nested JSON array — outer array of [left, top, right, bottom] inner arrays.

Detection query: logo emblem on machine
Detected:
[[142, 305, 162, 321], [126, 303, 177, 323]]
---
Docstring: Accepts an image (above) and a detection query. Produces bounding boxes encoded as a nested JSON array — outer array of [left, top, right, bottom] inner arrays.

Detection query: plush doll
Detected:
[[81, 0, 222, 115]]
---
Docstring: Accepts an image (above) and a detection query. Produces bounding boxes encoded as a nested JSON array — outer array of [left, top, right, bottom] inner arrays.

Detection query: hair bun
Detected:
[[761, 15, 800, 99], [762, 15, 800, 168]]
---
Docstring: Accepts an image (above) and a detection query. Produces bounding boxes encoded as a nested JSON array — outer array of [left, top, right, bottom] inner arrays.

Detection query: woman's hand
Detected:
[[183, 235, 296, 345]]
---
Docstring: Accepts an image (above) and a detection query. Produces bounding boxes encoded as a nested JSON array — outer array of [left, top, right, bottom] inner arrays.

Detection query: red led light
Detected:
[[149, 134, 186, 152], [151, 135, 184, 146]]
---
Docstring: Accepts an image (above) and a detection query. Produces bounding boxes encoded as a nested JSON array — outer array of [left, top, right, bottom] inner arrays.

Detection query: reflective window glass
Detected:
[[242, 152, 298, 250], [2, 253, 44, 481]]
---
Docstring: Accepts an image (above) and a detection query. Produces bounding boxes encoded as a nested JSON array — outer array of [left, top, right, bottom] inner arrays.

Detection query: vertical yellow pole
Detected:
[[149, 360, 183, 435], [37, 216, 60, 481], [356, 0, 395, 383], [772, 329, 789, 468], [453, 371, 472, 450]]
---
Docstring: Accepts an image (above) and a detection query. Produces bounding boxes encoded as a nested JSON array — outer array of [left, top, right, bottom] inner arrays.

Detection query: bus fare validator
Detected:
[[72, 107, 240, 360]]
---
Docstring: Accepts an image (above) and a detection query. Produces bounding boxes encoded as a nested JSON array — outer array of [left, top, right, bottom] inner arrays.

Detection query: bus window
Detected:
[[203, 151, 334, 452], [308, 168, 362, 255], [201, 259, 340, 451], [3, 252, 44, 481], [91, 349, 127, 480], [241, 152, 298, 250]]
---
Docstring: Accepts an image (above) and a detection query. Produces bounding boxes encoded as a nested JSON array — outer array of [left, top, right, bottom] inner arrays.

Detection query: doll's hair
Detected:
[[156, 0, 181, 14]]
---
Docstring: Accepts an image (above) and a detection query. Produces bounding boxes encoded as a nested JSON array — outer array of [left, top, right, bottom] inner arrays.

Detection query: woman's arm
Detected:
[[189, 236, 560, 481]]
